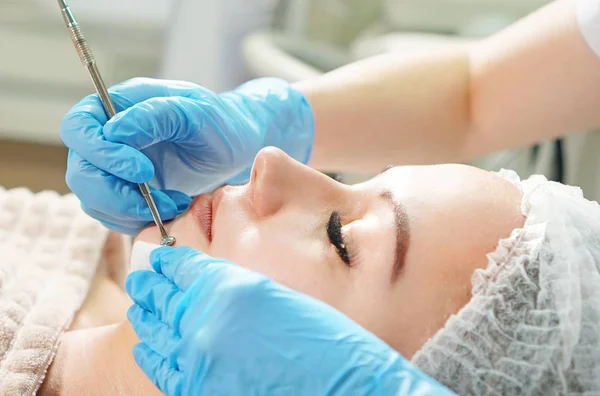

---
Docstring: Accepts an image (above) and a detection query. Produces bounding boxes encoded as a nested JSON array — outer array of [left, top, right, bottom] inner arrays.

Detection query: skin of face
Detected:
[[137, 147, 524, 358]]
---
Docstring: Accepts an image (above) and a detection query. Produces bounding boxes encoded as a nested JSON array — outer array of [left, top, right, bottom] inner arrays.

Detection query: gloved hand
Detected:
[[61, 77, 314, 235], [126, 247, 455, 396]]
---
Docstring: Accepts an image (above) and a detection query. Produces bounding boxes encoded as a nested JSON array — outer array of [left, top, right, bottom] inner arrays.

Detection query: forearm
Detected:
[[295, 48, 472, 173], [297, 0, 600, 173]]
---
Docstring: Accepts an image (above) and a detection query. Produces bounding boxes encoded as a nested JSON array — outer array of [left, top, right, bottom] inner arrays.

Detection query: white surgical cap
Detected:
[[411, 170, 600, 395]]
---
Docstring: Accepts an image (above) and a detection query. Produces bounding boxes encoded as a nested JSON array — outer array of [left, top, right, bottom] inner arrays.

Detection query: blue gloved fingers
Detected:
[[103, 78, 217, 150], [126, 270, 184, 324], [78, 189, 190, 236], [61, 77, 214, 184], [67, 151, 184, 217], [133, 343, 184, 396], [127, 304, 180, 358], [61, 110, 155, 184], [62, 78, 207, 133], [150, 246, 227, 292], [161, 189, 194, 212], [102, 96, 224, 151], [108, 77, 211, 103], [78, 195, 178, 237]]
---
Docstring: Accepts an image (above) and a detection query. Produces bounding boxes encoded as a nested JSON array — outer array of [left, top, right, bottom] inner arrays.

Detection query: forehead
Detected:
[[354, 164, 501, 200]]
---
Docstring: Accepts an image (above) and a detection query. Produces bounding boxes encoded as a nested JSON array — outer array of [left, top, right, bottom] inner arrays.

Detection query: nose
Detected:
[[249, 147, 342, 218]]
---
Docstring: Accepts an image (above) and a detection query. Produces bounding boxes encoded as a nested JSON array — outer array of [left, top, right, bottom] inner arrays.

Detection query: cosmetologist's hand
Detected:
[[61, 77, 314, 235], [125, 246, 454, 396]]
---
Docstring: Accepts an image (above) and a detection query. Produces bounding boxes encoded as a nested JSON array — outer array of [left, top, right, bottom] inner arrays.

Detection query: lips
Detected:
[[190, 194, 213, 242]]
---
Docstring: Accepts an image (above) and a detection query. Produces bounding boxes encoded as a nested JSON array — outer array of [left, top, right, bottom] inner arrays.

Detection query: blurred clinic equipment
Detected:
[[57, 0, 176, 246], [160, 0, 278, 92]]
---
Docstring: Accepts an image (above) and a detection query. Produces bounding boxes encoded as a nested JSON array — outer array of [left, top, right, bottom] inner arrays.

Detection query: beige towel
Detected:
[[0, 187, 113, 395]]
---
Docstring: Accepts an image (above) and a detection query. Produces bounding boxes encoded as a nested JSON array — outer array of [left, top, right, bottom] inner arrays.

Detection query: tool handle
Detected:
[[61, 1, 117, 118], [87, 64, 118, 118], [68, 24, 95, 66]]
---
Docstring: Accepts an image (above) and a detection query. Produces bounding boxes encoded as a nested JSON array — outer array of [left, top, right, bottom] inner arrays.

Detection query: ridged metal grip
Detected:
[[68, 24, 95, 66]]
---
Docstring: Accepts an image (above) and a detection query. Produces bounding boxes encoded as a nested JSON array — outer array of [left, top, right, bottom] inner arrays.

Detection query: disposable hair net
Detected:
[[411, 170, 600, 395]]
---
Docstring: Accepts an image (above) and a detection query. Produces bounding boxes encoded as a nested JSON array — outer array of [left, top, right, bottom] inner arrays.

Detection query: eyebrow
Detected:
[[380, 190, 410, 283]]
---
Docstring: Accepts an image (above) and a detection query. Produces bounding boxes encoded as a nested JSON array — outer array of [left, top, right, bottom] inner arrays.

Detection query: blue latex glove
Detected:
[[126, 247, 455, 396], [61, 77, 314, 235]]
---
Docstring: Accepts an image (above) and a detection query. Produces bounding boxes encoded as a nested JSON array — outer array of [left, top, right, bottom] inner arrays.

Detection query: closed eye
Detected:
[[327, 211, 350, 265]]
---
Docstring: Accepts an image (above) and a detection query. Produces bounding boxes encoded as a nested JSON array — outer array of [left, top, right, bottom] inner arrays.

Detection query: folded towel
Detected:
[[0, 187, 109, 395]]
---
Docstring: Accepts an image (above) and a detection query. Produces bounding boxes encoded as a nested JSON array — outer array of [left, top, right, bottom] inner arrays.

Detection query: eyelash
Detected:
[[327, 211, 351, 265]]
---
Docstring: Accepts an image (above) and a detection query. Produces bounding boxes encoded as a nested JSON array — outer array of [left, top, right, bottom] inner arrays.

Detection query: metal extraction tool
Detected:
[[57, 0, 176, 246]]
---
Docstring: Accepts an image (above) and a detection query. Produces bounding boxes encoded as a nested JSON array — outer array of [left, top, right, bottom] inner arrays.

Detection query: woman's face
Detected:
[[137, 147, 524, 357]]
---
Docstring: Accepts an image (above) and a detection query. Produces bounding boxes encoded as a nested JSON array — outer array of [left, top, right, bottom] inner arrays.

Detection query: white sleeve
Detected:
[[577, 0, 600, 58]]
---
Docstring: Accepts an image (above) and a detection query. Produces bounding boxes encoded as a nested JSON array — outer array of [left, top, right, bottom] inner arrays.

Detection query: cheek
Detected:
[[210, 213, 404, 347], [212, 221, 344, 305]]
